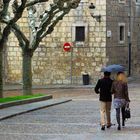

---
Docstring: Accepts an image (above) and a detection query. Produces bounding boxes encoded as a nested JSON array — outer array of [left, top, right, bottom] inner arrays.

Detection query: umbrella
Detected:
[[101, 64, 125, 72]]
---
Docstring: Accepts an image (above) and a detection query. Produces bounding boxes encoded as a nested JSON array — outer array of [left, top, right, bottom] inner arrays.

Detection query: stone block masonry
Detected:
[[5, 0, 107, 85]]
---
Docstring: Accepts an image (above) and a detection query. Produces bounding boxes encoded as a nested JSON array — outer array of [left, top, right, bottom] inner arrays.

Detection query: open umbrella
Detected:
[[101, 64, 125, 72]]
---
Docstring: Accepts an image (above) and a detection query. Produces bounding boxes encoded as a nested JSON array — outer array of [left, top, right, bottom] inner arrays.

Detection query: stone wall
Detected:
[[6, 0, 107, 85], [131, 1, 140, 75], [106, 0, 140, 76], [4, 0, 140, 85], [106, 0, 129, 70]]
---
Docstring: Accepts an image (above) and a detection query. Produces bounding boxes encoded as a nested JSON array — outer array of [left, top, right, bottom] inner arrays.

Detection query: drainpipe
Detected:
[[128, 0, 132, 76]]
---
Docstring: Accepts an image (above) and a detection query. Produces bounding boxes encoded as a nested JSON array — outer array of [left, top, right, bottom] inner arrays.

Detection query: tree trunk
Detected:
[[22, 49, 33, 95], [0, 47, 3, 98]]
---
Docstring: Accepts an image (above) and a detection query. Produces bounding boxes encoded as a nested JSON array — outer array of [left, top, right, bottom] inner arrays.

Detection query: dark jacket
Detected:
[[111, 81, 130, 102], [95, 77, 113, 102]]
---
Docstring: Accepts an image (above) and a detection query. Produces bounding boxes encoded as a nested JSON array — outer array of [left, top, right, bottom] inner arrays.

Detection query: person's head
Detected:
[[116, 72, 127, 83], [104, 71, 111, 77]]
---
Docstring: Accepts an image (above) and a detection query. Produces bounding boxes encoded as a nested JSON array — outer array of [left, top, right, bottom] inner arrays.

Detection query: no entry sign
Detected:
[[63, 42, 71, 52]]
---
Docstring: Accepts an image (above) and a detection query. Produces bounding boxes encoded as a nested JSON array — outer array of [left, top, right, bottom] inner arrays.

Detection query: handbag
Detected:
[[124, 106, 131, 119]]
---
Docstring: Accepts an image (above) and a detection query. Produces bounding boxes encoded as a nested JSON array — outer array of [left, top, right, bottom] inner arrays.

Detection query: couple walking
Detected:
[[95, 71, 130, 130]]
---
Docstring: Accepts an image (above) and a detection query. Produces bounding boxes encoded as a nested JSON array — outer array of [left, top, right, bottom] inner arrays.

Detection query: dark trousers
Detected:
[[116, 107, 125, 126]]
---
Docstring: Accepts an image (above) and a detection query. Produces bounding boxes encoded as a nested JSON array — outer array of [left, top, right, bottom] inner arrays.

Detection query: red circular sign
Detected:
[[63, 42, 71, 52]]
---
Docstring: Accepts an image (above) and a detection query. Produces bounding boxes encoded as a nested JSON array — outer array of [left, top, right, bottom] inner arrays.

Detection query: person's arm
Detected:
[[124, 83, 130, 102], [111, 82, 115, 94], [94, 80, 101, 94]]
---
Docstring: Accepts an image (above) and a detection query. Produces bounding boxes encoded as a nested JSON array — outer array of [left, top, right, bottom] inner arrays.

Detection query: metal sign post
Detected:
[[63, 42, 72, 84]]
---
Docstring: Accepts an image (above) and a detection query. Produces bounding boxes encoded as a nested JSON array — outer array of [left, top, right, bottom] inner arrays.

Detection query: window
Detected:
[[136, 0, 140, 6], [120, 26, 124, 41], [136, 0, 140, 17], [75, 26, 85, 41], [72, 22, 88, 43], [118, 23, 125, 44], [136, 0, 140, 4]]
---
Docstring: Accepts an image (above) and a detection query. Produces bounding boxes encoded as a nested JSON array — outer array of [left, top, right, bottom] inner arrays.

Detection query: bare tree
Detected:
[[0, 0, 27, 98], [1, 0, 80, 95]]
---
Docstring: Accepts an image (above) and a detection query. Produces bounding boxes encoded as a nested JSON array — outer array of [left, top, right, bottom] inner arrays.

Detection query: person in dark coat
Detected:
[[95, 71, 113, 130]]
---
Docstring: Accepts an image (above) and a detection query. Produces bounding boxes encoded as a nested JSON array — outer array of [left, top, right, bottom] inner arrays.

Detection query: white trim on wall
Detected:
[[119, 0, 126, 4]]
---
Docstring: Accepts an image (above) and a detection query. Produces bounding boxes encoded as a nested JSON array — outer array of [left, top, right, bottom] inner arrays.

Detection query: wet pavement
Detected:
[[0, 80, 140, 140]]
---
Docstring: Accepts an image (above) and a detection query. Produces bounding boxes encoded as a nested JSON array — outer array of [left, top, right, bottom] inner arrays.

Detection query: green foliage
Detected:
[[0, 93, 45, 103]]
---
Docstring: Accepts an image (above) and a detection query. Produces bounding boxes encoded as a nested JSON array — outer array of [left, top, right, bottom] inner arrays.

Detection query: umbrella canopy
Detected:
[[101, 64, 125, 72]]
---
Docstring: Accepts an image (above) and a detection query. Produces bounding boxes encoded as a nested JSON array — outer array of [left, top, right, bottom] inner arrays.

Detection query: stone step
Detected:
[[0, 98, 72, 121]]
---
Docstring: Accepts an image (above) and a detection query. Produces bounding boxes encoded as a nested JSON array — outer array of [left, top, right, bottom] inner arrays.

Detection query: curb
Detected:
[[0, 99, 72, 121], [4, 85, 94, 91], [0, 95, 52, 109]]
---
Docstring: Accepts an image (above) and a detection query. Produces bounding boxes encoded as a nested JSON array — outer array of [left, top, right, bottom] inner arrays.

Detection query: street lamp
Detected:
[[89, 3, 101, 22]]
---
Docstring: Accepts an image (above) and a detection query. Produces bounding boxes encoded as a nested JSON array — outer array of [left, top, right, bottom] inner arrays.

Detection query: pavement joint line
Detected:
[[73, 99, 98, 101], [3, 85, 94, 91], [0, 99, 72, 121], [3, 82, 138, 91], [0, 122, 98, 126], [0, 133, 95, 136], [1, 133, 140, 136]]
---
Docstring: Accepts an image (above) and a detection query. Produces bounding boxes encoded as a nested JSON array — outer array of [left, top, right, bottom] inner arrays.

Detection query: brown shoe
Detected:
[[107, 124, 112, 128]]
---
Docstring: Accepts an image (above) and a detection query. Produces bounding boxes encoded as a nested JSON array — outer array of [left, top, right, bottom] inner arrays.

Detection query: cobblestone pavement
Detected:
[[0, 82, 140, 140]]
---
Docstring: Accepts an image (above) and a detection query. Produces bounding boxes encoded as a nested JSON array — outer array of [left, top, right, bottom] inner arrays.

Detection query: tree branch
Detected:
[[0, 0, 80, 52], [32, 11, 67, 51], [26, 0, 48, 7], [32, 0, 80, 50], [27, 6, 36, 36], [37, 5, 59, 38], [12, 28, 25, 50], [0, 0, 11, 20], [11, 23, 29, 48], [0, 0, 28, 50], [36, 0, 80, 39], [0, 25, 11, 49], [29, 3, 58, 49], [41, 11, 67, 39], [12, 0, 27, 22]]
